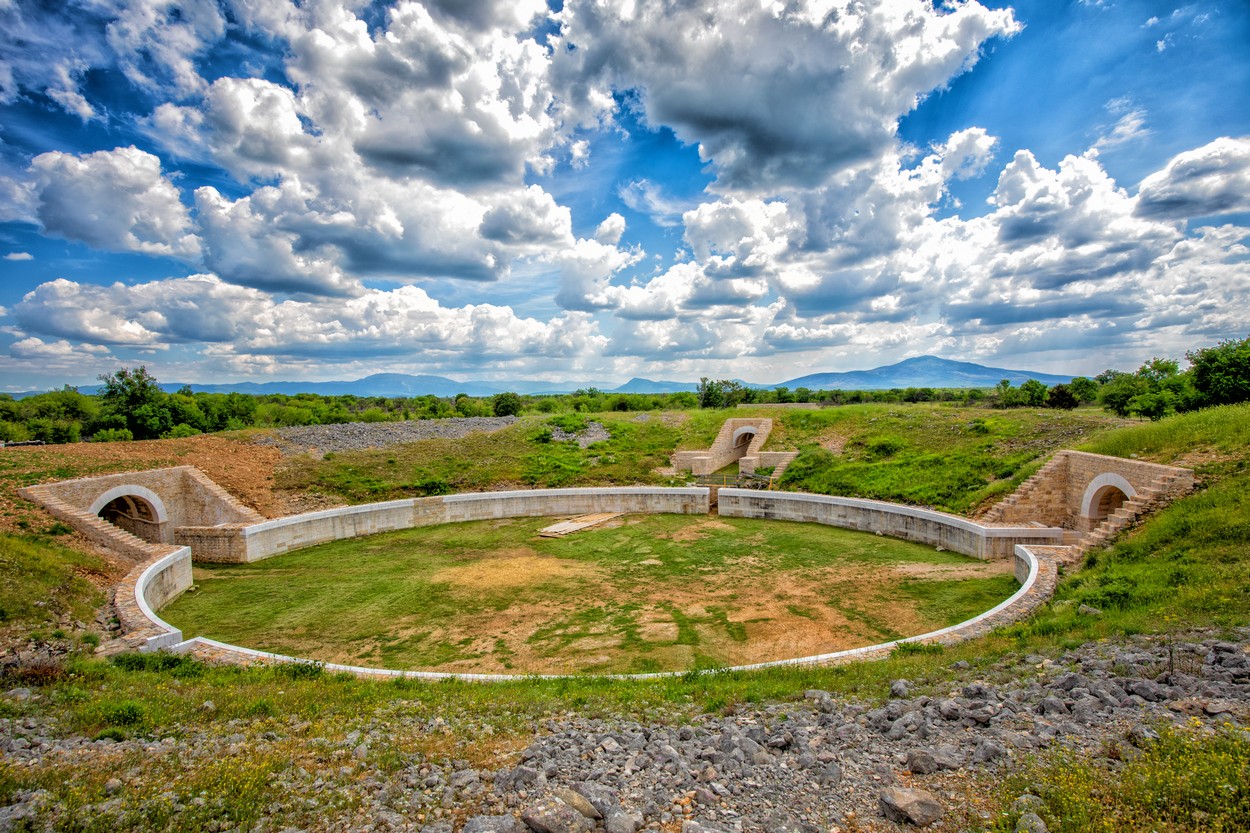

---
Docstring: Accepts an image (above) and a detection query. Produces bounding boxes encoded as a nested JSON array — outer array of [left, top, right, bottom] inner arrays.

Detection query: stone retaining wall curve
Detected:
[[124, 486, 1061, 679], [717, 489, 1065, 559]]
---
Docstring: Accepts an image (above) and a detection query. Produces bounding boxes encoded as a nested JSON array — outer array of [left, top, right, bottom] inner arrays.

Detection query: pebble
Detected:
[[1, 633, 1246, 831], [254, 417, 519, 455]]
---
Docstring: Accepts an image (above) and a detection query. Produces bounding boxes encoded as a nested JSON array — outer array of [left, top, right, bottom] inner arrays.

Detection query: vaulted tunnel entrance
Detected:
[[98, 494, 167, 544], [1087, 485, 1129, 522]]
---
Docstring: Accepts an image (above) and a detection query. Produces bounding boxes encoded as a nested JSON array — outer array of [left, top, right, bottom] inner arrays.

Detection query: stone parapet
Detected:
[[718, 489, 1064, 559], [166, 487, 711, 564]]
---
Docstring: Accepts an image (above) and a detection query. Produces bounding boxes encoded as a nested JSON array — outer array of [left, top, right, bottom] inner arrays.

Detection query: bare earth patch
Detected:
[[431, 549, 601, 591], [166, 515, 1019, 675]]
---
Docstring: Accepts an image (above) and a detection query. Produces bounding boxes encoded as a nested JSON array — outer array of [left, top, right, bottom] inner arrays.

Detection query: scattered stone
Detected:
[[906, 749, 940, 775], [552, 788, 600, 820], [972, 739, 1008, 764], [1010, 794, 1045, 815], [1015, 812, 1049, 833], [521, 797, 594, 833], [889, 679, 912, 699], [879, 787, 943, 826], [462, 815, 522, 833], [1078, 604, 1103, 617]]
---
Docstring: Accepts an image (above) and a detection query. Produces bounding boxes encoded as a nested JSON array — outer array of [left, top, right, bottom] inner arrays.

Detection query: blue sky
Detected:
[[1, 0, 1248, 391]]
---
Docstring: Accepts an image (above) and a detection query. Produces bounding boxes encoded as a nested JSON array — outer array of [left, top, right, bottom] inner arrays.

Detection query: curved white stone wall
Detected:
[[718, 489, 1065, 559], [132, 486, 1061, 677]]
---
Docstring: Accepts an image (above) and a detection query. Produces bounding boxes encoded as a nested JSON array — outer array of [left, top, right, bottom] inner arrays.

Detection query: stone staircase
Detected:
[[765, 452, 800, 483], [978, 454, 1069, 526], [990, 468, 1193, 566], [1073, 469, 1194, 554], [17, 482, 171, 563]]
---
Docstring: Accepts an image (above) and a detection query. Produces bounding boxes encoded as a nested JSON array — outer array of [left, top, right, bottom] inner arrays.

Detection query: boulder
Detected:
[[879, 787, 943, 826]]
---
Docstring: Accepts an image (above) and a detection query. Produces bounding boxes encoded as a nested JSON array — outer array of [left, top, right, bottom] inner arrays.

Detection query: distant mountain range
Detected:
[[776, 355, 1073, 390], [22, 356, 1073, 398]]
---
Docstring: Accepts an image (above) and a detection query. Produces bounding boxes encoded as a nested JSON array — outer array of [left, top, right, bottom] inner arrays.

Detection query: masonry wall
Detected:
[[182, 487, 711, 564], [718, 489, 1064, 559], [984, 451, 1195, 528], [673, 419, 773, 476], [20, 466, 263, 532]]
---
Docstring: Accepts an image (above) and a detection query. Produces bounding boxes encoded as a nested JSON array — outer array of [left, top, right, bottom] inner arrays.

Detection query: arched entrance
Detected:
[[732, 427, 756, 449], [1078, 473, 1136, 531], [89, 485, 170, 544]]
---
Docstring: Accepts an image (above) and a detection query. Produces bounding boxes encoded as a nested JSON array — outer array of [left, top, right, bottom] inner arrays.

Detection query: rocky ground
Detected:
[[3, 631, 1247, 833], [254, 418, 520, 456]]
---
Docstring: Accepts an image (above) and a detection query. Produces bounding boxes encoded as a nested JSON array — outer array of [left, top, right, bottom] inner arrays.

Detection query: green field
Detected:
[[3, 402, 1248, 832], [163, 514, 1016, 675], [275, 404, 1125, 513]]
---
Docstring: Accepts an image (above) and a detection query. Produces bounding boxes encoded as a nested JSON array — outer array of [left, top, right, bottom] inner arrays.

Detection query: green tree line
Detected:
[[2, 336, 1246, 444]]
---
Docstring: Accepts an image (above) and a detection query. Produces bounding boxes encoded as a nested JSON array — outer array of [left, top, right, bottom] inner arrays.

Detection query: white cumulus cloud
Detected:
[[27, 146, 201, 259]]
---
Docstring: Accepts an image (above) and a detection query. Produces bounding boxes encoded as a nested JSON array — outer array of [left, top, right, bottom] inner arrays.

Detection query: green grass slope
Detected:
[[1, 404, 1247, 832]]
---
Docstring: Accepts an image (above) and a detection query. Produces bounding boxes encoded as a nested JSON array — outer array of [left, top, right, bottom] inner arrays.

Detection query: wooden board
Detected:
[[538, 512, 622, 538]]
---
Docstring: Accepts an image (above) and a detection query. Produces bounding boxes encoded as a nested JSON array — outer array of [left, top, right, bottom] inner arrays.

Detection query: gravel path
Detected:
[[3, 631, 1247, 832], [254, 417, 521, 455]]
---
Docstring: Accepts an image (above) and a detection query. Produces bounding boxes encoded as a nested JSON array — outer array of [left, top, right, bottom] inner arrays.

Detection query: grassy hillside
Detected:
[[278, 404, 1125, 512], [1, 403, 1247, 831]]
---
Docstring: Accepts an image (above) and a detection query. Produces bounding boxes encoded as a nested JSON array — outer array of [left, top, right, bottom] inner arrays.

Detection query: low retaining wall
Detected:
[[129, 486, 1062, 673], [179, 487, 711, 564], [718, 489, 1064, 559], [125, 546, 193, 651]]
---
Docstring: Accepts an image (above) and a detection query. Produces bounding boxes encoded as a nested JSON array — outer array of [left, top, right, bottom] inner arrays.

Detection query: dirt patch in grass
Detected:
[[664, 517, 736, 542], [432, 549, 601, 591], [165, 515, 1021, 675]]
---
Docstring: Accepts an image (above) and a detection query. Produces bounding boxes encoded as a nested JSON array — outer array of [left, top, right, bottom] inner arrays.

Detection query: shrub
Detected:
[[547, 413, 587, 433], [101, 700, 146, 727], [410, 479, 452, 496], [492, 391, 523, 417], [111, 652, 204, 677], [164, 423, 202, 438], [91, 428, 134, 442], [274, 661, 324, 681]]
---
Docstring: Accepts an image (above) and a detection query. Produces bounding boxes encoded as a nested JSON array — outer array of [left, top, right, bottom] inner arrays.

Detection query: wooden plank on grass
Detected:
[[538, 512, 622, 538]]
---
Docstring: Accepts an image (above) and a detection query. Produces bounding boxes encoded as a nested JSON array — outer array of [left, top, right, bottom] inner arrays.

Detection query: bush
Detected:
[[1188, 335, 1250, 407], [1046, 383, 1079, 410], [164, 423, 202, 438], [101, 699, 146, 727], [492, 391, 523, 417], [91, 428, 134, 442], [274, 661, 324, 681], [547, 413, 587, 433]]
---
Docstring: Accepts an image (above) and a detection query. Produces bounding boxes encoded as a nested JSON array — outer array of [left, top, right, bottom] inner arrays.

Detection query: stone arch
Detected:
[[732, 427, 757, 448], [90, 485, 170, 544], [1079, 473, 1136, 523]]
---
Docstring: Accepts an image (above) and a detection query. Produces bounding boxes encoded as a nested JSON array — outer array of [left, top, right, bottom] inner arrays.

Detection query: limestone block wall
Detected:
[[673, 418, 774, 475], [236, 499, 418, 563], [981, 451, 1194, 530], [180, 487, 711, 564], [438, 487, 708, 524], [718, 489, 1064, 559], [116, 546, 193, 651], [19, 466, 264, 547]]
